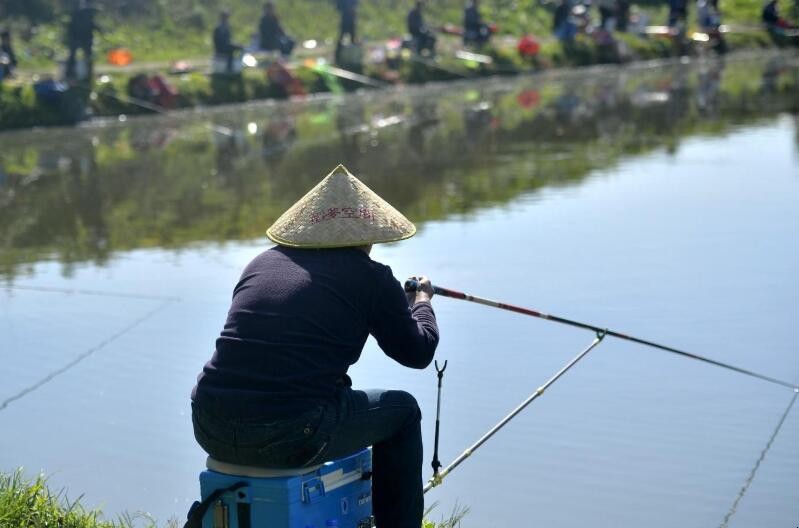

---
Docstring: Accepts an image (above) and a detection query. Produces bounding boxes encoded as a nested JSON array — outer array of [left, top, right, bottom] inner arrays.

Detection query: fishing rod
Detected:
[[424, 331, 607, 492], [404, 279, 799, 391], [94, 88, 235, 137]]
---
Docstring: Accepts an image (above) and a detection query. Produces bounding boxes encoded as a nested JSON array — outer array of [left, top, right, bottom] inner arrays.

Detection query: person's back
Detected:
[[762, 0, 779, 25], [464, 4, 482, 31], [213, 22, 230, 54], [408, 6, 423, 35], [194, 245, 437, 417], [259, 3, 287, 51], [191, 165, 439, 528]]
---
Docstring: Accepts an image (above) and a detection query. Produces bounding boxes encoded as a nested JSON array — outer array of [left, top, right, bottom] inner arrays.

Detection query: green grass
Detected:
[[0, 470, 176, 528], [4, 0, 789, 67], [0, 469, 464, 528], [0, 0, 784, 131]]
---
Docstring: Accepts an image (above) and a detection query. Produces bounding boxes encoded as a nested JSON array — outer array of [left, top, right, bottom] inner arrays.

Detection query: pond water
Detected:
[[1, 51, 798, 528]]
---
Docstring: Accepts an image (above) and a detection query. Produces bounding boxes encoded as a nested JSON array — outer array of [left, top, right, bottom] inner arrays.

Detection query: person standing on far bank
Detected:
[[65, 0, 101, 80], [213, 10, 243, 73], [191, 164, 439, 528], [336, 0, 358, 59]]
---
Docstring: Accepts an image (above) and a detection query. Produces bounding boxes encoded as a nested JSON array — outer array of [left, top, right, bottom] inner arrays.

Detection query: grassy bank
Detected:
[[0, 0, 792, 131], [0, 26, 779, 131], [3, 0, 792, 66], [0, 470, 464, 528], [0, 470, 173, 528]]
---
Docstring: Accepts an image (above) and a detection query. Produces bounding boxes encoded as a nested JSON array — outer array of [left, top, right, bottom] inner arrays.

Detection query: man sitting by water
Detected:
[[259, 2, 295, 57], [213, 10, 243, 73], [191, 165, 439, 528], [408, 1, 437, 56]]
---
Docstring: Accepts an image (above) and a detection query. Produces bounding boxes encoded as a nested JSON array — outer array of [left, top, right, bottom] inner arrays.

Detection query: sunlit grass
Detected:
[[0, 470, 175, 528], [0, 469, 465, 528]]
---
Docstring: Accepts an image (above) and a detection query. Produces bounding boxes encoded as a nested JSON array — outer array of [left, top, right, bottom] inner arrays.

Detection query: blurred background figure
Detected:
[[762, 0, 799, 44], [763, 0, 798, 29], [214, 10, 243, 73], [0, 29, 18, 82], [697, 0, 722, 29], [463, 0, 491, 46], [553, 0, 577, 42], [617, 0, 631, 31], [336, 0, 359, 60], [597, 0, 618, 30], [407, 1, 437, 55], [668, 0, 689, 27], [65, 0, 102, 80], [259, 2, 295, 56]]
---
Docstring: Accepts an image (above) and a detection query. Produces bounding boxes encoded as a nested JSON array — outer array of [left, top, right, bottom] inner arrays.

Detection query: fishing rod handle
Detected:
[[404, 278, 447, 296]]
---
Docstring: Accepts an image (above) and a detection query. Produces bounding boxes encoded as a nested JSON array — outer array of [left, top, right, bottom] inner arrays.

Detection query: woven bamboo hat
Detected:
[[266, 164, 416, 248]]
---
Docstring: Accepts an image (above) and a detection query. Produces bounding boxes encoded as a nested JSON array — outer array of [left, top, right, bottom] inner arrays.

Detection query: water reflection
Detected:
[[1, 54, 798, 281]]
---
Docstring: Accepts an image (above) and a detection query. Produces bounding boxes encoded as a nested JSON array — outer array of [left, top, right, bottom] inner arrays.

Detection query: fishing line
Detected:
[[718, 379, 799, 528], [93, 87, 236, 137], [405, 279, 798, 391], [5, 284, 180, 302], [424, 331, 606, 492], [0, 299, 174, 413]]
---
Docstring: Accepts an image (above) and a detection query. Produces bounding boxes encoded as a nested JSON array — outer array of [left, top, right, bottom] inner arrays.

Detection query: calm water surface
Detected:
[[1, 52, 798, 527]]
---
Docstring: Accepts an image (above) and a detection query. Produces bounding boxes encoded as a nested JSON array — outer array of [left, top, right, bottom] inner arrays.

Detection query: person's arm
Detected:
[[369, 267, 438, 369]]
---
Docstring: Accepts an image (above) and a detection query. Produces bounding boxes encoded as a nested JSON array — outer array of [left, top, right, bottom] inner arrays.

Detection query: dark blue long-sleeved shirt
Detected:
[[192, 246, 439, 419]]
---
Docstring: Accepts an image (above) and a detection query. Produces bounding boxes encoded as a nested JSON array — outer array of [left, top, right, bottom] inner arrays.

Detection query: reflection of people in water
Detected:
[[696, 60, 724, 116], [212, 123, 248, 180], [760, 57, 782, 94], [407, 98, 440, 160], [32, 136, 109, 265], [463, 96, 495, 147], [261, 111, 297, 164], [554, 89, 583, 125], [335, 99, 367, 169]]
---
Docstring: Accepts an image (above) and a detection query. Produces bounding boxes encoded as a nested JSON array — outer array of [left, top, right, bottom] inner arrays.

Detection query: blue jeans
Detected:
[[192, 387, 424, 528]]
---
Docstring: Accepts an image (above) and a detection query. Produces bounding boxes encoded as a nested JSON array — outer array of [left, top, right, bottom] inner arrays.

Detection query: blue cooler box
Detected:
[[199, 448, 373, 528]]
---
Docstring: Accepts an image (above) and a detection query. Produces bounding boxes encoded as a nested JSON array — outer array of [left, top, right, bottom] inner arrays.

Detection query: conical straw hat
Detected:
[[267, 164, 416, 248]]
